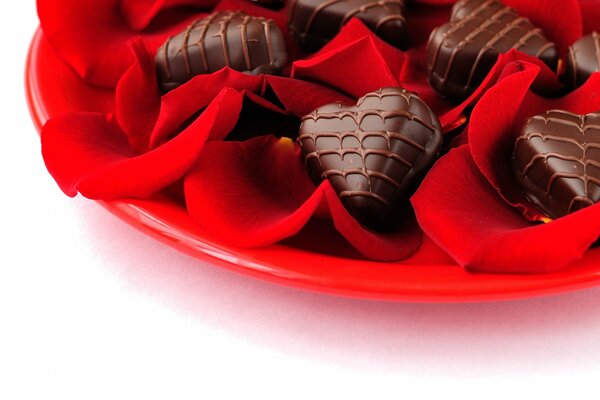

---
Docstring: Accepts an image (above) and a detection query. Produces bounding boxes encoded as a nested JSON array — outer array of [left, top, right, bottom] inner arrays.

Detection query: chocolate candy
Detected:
[[427, 0, 557, 101], [566, 32, 600, 89], [156, 11, 288, 92], [287, 0, 407, 50], [298, 87, 443, 230], [512, 110, 600, 219]]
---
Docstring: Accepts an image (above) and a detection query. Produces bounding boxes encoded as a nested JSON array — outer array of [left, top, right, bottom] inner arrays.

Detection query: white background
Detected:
[[3, 2, 600, 399]]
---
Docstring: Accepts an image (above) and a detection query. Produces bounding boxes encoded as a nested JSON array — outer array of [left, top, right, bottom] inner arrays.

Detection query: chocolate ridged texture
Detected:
[[512, 110, 600, 219], [156, 11, 288, 92], [287, 0, 407, 50], [566, 32, 600, 89], [427, 0, 558, 101], [298, 87, 443, 230]]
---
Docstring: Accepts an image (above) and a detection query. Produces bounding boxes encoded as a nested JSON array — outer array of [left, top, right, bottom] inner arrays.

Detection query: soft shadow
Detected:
[[76, 199, 600, 376]]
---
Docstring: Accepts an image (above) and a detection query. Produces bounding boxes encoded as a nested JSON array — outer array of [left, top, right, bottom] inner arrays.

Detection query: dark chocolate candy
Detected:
[[287, 0, 407, 50], [427, 0, 557, 101], [566, 32, 600, 89], [156, 11, 288, 92], [512, 110, 600, 219], [298, 87, 443, 230]]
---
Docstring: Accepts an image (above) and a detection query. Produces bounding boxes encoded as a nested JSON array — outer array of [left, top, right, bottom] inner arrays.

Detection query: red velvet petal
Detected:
[[184, 135, 324, 247], [115, 38, 161, 154], [323, 182, 423, 261], [412, 146, 600, 273], [184, 135, 422, 260], [149, 69, 263, 148], [38, 0, 203, 87], [292, 35, 401, 99], [578, 0, 600, 34], [466, 60, 541, 218], [42, 88, 242, 199], [504, 0, 582, 56], [121, 0, 218, 31], [468, 58, 600, 220], [264, 76, 352, 117], [310, 19, 406, 78], [116, 38, 264, 151]]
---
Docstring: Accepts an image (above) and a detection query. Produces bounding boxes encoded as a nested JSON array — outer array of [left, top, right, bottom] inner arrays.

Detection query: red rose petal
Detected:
[[578, 0, 600, 34], [42, 88, 242, 199], [185, 135, 422, 260], [38, 0, 203, 87], [116, 38, 264, 151], [121, 0, 218, 31], [185, 135, 325, 247], [311, 19, 406, 78], [323, 183, 423, 261], [291, 34, 401, 99], [264, 76, 352, 117], [466, 60, 542, 218], [149, 69, 263, 148], [412, 146, 600, 273], [115, 38, 161, 154]]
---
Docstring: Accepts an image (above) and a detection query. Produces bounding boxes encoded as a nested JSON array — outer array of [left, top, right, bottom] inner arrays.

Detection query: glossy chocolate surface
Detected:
[[156, 11, 288, 92], [512, 110, 600, 219], [298, 87, 443, 230], [427, 0, 557, 101], [566, 32, 600, 89], [287, 0, 407, 50]]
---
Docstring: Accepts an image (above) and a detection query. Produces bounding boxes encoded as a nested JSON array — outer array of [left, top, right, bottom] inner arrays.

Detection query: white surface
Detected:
[[3, 3, 600, 399]]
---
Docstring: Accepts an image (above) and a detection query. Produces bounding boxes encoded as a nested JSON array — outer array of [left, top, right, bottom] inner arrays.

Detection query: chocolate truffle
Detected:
[[287, 0, 407, 50], [156, 11, 288, 92], [512, 110, 600, 219], [427, 0, 557, 101], [566, 32, 600, 89], [298, 87, 443, 230]]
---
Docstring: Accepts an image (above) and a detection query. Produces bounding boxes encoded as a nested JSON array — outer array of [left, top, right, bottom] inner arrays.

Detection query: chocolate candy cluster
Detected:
[[153, 0, 600, 229]]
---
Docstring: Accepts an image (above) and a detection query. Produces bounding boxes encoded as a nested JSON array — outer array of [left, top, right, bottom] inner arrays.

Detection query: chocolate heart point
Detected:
[[298, 87, 443, 230], [513, 110, 600, 219]]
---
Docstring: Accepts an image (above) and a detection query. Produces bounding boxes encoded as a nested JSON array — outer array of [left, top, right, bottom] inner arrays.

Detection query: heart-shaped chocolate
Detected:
[[156, 11, 288, 92], [566, 32, 600, 90], [298, 87, 443, 230], [427, 0, 557, 101], [512, 110, 600, 219], [287, 0, 407, 50]]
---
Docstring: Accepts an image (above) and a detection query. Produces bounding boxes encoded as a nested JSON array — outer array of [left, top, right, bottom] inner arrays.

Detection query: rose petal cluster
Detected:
[[38, 0, 600, 270]]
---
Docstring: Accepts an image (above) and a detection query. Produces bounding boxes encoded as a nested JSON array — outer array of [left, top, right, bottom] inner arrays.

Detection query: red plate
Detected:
[[26, 29, 600, 302]]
